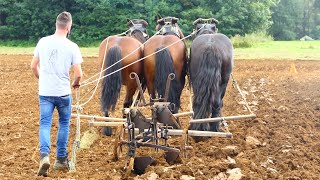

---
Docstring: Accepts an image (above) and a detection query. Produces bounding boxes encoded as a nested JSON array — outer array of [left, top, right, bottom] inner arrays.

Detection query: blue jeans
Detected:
[[39, 95, 72, 158]]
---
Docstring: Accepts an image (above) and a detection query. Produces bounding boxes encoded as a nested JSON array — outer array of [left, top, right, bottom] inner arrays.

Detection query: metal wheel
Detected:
[[113, 125, 124, 161]]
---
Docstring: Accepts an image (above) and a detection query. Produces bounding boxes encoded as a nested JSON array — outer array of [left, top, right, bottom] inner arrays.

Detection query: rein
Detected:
[[82, 24, 205, 88]]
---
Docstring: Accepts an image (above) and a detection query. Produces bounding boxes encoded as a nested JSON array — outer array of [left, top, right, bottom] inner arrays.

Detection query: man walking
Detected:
[[31, 11, 83, 177]]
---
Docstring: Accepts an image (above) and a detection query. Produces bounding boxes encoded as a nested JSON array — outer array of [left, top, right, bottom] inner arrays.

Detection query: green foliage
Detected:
[[231, 32, 274, 48], [270, 0, 320, 40], [1, 0, 301, 45], [0, 40, 36, 47]]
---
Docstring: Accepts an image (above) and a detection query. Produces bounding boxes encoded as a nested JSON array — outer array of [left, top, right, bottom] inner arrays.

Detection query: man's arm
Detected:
[[31, 56, 40, 79], [72, 64, 83, 89]]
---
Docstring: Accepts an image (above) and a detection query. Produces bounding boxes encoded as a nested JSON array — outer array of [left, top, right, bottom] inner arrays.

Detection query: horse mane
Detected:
[[130, 30, 147, 43]]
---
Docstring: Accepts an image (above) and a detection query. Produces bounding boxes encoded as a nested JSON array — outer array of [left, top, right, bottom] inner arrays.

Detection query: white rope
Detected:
[[74, 37, 110, 107], [74, 24, 170, 107], [81, 30, 129, 84], [72, 30, 128, 108], [81, 23, 169, 85], [81, 25, 205, 88]]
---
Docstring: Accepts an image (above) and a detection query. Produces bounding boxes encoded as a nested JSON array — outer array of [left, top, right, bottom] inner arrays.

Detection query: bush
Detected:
[[231, 32, 273, 48], [0, 40, 36, 47]]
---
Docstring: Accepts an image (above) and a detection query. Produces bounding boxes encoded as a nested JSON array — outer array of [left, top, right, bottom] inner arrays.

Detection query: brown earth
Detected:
[[0, 54, 320, 179]]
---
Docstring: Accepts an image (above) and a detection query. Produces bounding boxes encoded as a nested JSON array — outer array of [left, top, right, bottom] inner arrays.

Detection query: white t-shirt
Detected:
[[34, 35, 83, 96]]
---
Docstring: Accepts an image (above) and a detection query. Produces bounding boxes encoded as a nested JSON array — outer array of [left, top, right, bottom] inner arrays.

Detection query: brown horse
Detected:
[[99, 19, 148, 135], [189, 18, 234, 132], [143, 16, 187, 114]]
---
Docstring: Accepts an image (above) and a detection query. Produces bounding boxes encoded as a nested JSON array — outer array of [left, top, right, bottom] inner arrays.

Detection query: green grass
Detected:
[[1, 40, 320, 60], [0, 46, 99, 58], [234, 41, 320, 60], [231, 32, 274, 48]]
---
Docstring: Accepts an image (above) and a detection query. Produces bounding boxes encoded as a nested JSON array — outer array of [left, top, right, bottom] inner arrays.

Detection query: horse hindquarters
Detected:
[[190, 46, 222, 132], [155, 47, 181, 112], [101, 46, 122, 114]]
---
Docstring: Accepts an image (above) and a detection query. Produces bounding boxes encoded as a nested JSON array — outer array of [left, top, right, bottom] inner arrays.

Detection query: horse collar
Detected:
[[159, 24, 180, 38], [128, 24, 148, 38]]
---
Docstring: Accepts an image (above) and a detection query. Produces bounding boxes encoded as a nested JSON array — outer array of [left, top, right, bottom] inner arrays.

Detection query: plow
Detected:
[[69, 71, 256, 177], [66, 17, 256, 178]]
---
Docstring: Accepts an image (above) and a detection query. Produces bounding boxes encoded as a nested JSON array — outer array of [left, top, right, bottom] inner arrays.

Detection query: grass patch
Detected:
[[231, 32, 274, 48], [234, 40, 320, 60], [0, 46, 99, 58], [1, 40, 320, 60]]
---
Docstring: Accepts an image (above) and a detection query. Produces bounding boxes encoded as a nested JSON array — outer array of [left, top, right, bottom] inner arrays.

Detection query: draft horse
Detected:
[[99, 19, 148, 135], [189, 18, 234, 132], [143, 16, 187, 117]]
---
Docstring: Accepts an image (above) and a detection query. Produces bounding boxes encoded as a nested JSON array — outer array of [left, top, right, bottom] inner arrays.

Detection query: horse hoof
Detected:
[[102, 126, 112, 136]]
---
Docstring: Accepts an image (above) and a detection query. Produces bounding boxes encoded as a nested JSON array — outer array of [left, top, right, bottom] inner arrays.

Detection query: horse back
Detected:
[[99, 36, 144, 84], [144, 35, 187, 78], [190, 33, 233, 80]]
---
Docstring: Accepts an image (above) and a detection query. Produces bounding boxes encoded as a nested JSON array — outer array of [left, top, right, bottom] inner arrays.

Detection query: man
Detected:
[[31, 11, 83, 177]]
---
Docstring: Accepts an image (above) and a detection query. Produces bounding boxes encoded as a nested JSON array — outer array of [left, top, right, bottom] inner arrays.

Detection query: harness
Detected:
[[159, 24, 180, 38], [157, 17, 180, 38], [127, 23, 149, 38], [193, 18, 219, 38]]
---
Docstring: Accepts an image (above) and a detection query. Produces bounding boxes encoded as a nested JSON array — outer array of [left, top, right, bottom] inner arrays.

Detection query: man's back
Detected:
[[34, 35, 82, 96]]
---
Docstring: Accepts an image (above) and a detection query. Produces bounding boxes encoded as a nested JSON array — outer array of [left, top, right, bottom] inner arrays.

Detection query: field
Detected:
[[1, 40, 320, 60], [0, 43, 320, 179]]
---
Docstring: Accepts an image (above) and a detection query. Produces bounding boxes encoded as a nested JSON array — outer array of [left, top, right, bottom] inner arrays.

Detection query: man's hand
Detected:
[[31, 56, 40, 78], [72, 80, 81, 89], [72, 64, 83, 89]]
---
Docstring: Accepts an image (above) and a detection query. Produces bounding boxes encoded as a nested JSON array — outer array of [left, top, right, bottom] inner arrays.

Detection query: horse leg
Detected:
[[102, 111, 113, 136], [209, 98, 222, 132], [124, 83, 137, 108], [147, 82, 156, 104], [219, 76, 231, 114], [209, 80, 229, 132], [122, 82, 138, 118]]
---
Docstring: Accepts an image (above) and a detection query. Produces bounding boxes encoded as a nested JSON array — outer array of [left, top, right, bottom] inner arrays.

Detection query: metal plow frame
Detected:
[[68, 72, 256, 178]]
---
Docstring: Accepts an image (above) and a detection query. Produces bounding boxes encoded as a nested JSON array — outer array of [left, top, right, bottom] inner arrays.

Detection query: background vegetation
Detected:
[[0, 0, 319, 46]]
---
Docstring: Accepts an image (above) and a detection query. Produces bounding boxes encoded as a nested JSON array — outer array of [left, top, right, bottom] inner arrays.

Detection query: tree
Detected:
[[270, 0, 320, 40], [0, 0, 281, 44]]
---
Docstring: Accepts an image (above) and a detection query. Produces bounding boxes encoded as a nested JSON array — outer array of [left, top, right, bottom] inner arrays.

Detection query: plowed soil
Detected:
[[0, 55, 319, 179]]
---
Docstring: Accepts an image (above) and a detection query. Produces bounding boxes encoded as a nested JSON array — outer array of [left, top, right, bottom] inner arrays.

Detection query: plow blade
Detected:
[[133, 156, 156, 175], [164, 151, 181, 165]]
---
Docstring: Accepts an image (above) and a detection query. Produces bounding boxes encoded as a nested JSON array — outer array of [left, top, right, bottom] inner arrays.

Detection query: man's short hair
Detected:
[[56, 11, 72, 29]]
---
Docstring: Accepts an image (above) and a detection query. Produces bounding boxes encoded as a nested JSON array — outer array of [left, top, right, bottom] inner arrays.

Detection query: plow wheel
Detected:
[[125, 157, 134, 178], [113, 125, 124, 161], [180, 128, 189, 158]]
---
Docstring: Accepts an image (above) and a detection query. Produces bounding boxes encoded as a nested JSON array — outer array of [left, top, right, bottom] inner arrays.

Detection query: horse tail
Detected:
[[190, 46, 222, 131], [101, 46, 122, 112], [155, 46, 181, 111]]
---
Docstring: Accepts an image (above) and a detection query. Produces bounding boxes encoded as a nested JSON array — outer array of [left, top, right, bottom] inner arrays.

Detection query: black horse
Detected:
[[189, 18, 234, 132]]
